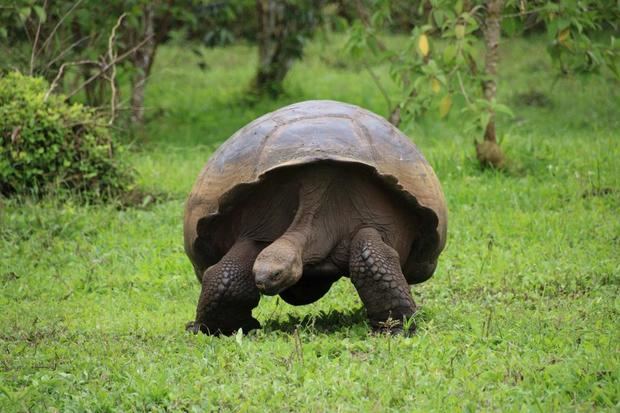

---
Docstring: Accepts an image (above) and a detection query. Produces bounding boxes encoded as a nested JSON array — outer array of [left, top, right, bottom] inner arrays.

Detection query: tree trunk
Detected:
[[130, 4, 157, 124], [254, 0, 294, 97], [483, 0, 502, 143], [476, 0, 506, 168]]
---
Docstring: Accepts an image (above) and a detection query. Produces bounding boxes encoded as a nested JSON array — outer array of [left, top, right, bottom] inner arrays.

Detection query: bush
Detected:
[[0, 72, 132, 199]]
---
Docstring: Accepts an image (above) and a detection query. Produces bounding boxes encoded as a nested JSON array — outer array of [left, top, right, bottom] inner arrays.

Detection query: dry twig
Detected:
[[44, 59, 99, 101], [65, 35, 153, 100], [107, 13, 127, 125]]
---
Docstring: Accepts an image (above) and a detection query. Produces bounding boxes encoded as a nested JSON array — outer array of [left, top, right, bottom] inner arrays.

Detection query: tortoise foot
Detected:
[[371, 317, 416, 337], [185, 318, 261, 336]]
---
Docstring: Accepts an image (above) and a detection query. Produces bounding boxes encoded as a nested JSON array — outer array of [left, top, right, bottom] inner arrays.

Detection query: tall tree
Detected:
[[128, 3, 157, 124], [476, 0, 505, 168], [253, 0, 323, 96]]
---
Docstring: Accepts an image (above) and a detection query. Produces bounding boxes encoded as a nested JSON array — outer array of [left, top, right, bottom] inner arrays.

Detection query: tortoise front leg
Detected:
[[349, 227, 417, 335], [186, 239, 263, 335]]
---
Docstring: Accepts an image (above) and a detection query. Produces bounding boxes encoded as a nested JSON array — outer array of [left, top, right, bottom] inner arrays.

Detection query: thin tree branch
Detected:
[[107, 13, 127, 125], [44, 59, 99, 100], [363, 62, 392, 115], [456, 70, 472, 106], [501, 6, 547, 19], [38, 0, 84, 55], [29, 0, 48, 75], [65, 35, 153, 100], [353, 0, 415, 125], [44, 35, 89, 69], [388, 86, 419, 127]]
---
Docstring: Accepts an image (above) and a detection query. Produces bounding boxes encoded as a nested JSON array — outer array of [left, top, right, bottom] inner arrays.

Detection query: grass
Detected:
[[1, 35, 619, 411]]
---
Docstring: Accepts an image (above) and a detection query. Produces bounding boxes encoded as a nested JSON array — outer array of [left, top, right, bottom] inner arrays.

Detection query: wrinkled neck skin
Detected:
[[252, 167, 334, 294]]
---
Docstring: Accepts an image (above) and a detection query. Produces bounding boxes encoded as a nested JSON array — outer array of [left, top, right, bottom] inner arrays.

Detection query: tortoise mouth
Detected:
[[254, 276, 291, 295], [252, 236, 303, 295], [254, 266, 298, 295], [255, 282, 281, 296]]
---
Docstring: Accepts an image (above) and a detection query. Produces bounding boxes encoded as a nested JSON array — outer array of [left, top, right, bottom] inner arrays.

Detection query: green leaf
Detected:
[[494, 103, 514, 117], [443, 44, 457, 64], [455, 0, 463, 14], [455, 25, 465, 39], [433, 10, 445, 28], [18, 7, 31, 23], [502, 17, 523, 37], [33, 5, 46, 23], [556, 19, 570, 31], [480, 112, 491, 130], [606, 57, 620, 79]]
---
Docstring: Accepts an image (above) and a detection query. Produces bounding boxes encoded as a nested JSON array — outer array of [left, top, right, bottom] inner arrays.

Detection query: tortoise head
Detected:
[[253, 237, 303, 295]]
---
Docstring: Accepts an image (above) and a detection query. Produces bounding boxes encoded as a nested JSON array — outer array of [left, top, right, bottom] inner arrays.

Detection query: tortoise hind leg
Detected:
[[279, 274, 340, 306], [186, 239, 263, 335], [349, 227, 417, 335]]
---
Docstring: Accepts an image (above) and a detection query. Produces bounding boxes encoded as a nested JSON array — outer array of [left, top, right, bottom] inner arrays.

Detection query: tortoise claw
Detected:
[[185, 321, 203, 335], [372, 325, 415, 337], [371, 316, 416, 337], [184, 318, 261, 336]]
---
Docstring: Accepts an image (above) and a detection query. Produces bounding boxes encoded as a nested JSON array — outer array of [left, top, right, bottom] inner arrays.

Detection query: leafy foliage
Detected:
[[348, 1, 511, 132], [254, 0, 326, 96], [0, 0, 208, 124], [0, 0, 200, 73], [0, 72, 132, 198], [332, 0, 426, 32], [189, 0, 257, 47], [346, 0, 620, 137], [539, 0, 620, 77]]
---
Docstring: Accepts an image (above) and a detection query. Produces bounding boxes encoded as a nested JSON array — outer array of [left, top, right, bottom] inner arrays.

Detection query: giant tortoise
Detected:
[[184, 100, 447, 335]]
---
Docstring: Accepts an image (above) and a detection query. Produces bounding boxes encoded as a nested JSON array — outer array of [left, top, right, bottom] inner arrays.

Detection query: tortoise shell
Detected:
[[184, 100, 447, 281]]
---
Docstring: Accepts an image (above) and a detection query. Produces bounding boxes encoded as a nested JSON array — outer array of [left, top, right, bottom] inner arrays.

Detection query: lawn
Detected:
[[1, 35, 619, 412]]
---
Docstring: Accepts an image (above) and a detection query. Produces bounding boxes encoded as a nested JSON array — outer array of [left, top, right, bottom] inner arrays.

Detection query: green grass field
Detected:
[[1, 36, 619, 411]]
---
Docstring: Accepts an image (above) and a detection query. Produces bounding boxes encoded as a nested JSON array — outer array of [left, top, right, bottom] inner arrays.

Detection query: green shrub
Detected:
[[0, 72, 132, 199]]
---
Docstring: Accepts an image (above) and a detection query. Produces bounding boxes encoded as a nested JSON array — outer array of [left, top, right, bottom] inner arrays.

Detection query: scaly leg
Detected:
[[349, 227, 416, 334], [186, 239, 263, 335]]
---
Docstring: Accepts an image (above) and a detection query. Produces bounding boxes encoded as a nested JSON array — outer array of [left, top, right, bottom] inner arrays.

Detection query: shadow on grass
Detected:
[[263, 307, 367, 334], [262, 305, 433, 335]]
